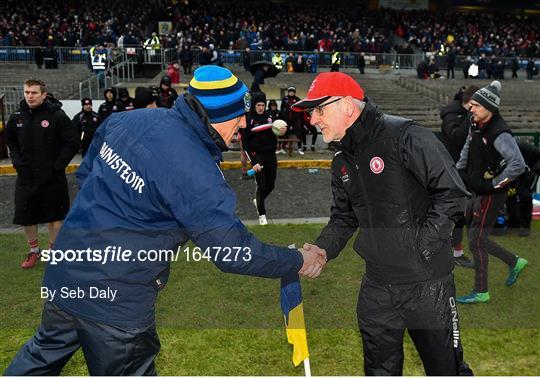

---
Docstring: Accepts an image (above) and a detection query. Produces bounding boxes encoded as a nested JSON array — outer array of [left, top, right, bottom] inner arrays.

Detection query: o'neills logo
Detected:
[[340, 165, 349, 183], [449, 297, 460, 348], [369, 156, 384, 174]]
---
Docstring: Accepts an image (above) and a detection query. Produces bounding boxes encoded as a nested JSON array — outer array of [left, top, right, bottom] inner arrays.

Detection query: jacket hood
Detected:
[[103, 88, 117, 103], [173, 93, 225, 161], [160, 75, 172, 86], [118, 87, 129, 98], [440, 100, 466, 120]]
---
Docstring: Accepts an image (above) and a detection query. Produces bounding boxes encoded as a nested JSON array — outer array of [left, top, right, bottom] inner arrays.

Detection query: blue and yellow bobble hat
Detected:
[[188, 66, 250, 123]]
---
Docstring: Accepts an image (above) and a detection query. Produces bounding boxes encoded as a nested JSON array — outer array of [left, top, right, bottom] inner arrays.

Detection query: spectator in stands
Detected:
[[134, 86, 159, 109], [98, 88, 125, 121], [486, 56, 496, 80], [331, 50, 341, 72], [242, 48, 251, 72], [439, 85, 479, 269], [494, 59, 505, 80], [240, 92, 278, 226], [358, 52, 366, 74], [118, 88, 135, 111], [167, 62, 181, 84], [272, 52, 283, 71], [179, 45, 194, 74], [456, 81, 528, 304], [305, 58, 314, 73], [250, 65, 268, 93], [280, 86, 304, 155], [285, 53, 295, 73], [157, 76, 178, 108], [417, 59, 428, 79], [478, 54, 487, 79], [199, 46, 212, 66], [72, 98, 101, 156], [511, 57, 520, 79], [506, 141, 540, 237], [90, 44, 108, 87], [0, 1, 537, 59], [209, 44, 223, 66], [463, 56, 473, 79], [34, 47, 44, 69], [5, 79, 79, 269], [43, 45, 58, 69], [446, 46, 456, 79], [428, 57, 440, 79], [526, 59, 535, 80], [294, 53, 306, 73]]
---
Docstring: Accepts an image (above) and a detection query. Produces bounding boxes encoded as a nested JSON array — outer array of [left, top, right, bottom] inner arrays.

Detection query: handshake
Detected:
[[297, 243, 327, 278]]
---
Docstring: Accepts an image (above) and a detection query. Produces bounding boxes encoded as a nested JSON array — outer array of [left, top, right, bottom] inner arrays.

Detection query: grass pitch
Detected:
[[0, 223, 538, 375]]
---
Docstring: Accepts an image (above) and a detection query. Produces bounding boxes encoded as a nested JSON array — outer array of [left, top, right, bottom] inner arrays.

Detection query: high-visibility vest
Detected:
[[91, 48, 107, 70], [438, 44, 447, 56], [144, 36, 161, 50], [272, 54, 283, 70], [332, 52, 341, 65]]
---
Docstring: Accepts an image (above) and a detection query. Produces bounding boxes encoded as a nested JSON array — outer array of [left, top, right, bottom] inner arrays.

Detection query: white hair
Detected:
[[352, 98, 366, 111]]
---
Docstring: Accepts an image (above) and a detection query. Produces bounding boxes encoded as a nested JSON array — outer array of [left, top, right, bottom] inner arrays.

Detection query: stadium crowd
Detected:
[[393, 10, 540, 57], [2, 0, 538, 57]]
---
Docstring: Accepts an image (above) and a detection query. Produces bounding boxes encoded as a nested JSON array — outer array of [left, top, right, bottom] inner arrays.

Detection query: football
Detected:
[[272, 119, 288, 136]]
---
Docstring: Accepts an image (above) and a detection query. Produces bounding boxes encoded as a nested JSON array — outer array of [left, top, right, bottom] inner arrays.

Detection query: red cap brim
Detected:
[[290, 96, 330, 112]]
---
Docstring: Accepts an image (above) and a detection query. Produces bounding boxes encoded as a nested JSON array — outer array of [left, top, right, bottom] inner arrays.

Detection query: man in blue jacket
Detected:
[[5, 66, 326, 376]]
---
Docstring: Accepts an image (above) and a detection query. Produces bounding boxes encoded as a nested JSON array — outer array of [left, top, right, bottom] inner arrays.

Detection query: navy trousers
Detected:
[[4, 301, 160, 376]]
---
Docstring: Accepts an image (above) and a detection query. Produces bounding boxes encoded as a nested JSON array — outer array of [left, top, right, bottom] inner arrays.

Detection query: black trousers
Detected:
[[452, 213, 466, 248], [447, 66, 455, 79], [304, 125, 317, 147], [466, 193, 517, 292], [4, 302, 160, 376], [357, 274, 473, 376], [254, 152, 277, 216]]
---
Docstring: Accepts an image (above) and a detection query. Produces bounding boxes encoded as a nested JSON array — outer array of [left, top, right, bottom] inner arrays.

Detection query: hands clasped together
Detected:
[[298, 243, 327, 278]]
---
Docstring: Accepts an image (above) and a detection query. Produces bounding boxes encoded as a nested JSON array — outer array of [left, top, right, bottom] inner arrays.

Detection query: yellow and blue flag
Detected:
[[281, 273, 309, 367]]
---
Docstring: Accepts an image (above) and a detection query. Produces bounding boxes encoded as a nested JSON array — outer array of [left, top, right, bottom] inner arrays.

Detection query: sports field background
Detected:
[[0, 223, 538, 375]]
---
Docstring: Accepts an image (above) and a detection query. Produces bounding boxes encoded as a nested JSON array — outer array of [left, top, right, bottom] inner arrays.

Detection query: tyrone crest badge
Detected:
[[369, 156, 384, 174]]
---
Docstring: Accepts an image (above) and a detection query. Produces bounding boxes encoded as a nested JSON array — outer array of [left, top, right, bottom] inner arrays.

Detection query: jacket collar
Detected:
[[173, 93, 225, 162], [339, 97, 381, 154]]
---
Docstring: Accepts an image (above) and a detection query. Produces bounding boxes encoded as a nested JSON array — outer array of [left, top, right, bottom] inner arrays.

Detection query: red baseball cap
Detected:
[[291, 72, 365, 111]]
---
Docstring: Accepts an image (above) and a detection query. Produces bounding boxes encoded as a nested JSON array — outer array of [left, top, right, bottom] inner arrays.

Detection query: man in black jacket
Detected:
[[71, 98, 101, 156], [440, 85, 479, 269], [456, 81, 527, 304], [97, 88, 125, 121], [157, 75, 178, 109], [281, 86, 304, 154], [6, 79, 79, 269], [240, 92, 278, 226], [292, 72, 472, 376], [117, 88, 135, 111]]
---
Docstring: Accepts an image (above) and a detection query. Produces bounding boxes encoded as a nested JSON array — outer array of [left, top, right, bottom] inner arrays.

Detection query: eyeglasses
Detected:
[[308, 97, 342, 116]]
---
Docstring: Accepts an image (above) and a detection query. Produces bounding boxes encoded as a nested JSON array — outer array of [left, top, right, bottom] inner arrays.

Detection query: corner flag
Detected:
[[280, 272, 310, 368]]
